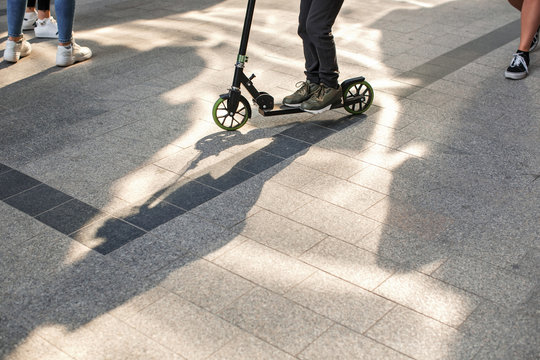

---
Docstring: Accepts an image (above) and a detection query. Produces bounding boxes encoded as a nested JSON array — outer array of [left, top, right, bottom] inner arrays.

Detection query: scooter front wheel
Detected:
[[343, 80, 374, 115], [212, 94, 250, 131]]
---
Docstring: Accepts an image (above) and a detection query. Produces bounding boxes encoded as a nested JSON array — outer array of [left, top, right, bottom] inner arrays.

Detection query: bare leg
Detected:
[[518, 0, 540, 51], [37, 10, 51, 20]]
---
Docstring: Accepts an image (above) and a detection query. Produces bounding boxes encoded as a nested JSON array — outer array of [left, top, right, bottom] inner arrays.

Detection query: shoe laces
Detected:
[[509, 53, 528, 73], [312, 83, 331, 100], [294, 81, 309, 94]]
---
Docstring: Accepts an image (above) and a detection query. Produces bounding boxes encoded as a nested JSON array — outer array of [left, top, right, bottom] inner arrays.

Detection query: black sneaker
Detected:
[[505, 52, 529, 80], [300, 84, 342, 114], [283, 80, 320, 107], [530, 26, 539, 52]]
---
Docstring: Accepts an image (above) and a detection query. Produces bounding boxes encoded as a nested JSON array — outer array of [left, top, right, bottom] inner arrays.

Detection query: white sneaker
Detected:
[[56, 41, 92, 67], [22, 10, 38, 30], [34, 17, 58, 38], [4, 39, 32, 63]]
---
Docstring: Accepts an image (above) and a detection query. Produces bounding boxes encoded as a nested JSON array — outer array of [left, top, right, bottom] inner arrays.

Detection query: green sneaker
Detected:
[[283, 80, 320, 107], [300, 84, 342, 114]]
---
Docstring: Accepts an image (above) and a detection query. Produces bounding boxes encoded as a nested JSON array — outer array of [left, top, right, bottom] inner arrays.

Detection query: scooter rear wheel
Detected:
[[212, 95, 250, 131], [343, 80, 374, 115]]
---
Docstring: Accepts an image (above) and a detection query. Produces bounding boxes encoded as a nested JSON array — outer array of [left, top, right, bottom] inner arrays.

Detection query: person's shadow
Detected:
[[1, 109, 367, 358], [353, 1, 538, 358]]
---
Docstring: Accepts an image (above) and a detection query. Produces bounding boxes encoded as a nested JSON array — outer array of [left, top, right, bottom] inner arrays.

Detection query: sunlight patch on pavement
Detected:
[[392, 0, 457, 8]]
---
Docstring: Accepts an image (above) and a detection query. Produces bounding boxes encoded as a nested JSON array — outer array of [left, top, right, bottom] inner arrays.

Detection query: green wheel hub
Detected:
[[343, 80, 374, 115], [212, 95, 250, 131]]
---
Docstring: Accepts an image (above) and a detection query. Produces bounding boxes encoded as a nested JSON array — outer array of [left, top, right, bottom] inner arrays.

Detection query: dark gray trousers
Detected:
[[298, 0, 344, 88]]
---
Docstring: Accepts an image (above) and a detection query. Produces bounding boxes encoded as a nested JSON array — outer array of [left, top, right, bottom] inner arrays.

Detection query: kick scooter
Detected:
[[212, 0, 374, 131]]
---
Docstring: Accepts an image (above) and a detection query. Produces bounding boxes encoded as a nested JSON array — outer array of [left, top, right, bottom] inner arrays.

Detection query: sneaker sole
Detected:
[[35, 31, 58, 39], [4, 53, 20, 63], [282, 102, 302, 108], [302, 104, 333, 114], [505, 71, 527, 80], [56, 53, 92, 67]]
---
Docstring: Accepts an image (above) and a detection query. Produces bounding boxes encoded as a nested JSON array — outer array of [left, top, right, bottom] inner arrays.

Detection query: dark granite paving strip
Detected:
[[280, 122, 336, 144], [0, 163, 11, 175], [123, 201, 186, 231], [163, 180, 223, 211], [0, 170, 42, 200], [34, 199, 107, 235], [71, 216, 146, 255], [4, 184, 73, 217], [314, 117, 362, 131]]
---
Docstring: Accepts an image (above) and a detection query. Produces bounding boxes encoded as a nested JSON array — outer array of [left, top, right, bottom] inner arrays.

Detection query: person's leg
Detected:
[[37, 0, 51, 20], [283, 0, 321, 106], [54, 0, 92, 66], [34, 0, 57, 38], [299, 0, 320, 84], [304, 0, 344, 89], [518, 0, 540, 51], [7, 0, 27, 40], [297, 0, 344, 113], [27, 0, 36, 10], [505, 0, 540, 79], [24, 0, 38, 30], [55, 0, 75, 44], [5, 0, 32, 62], [508, 0, 524, 11]]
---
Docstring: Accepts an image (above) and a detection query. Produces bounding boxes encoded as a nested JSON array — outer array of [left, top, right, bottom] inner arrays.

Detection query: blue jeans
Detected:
[[7, 0, 75, 43]]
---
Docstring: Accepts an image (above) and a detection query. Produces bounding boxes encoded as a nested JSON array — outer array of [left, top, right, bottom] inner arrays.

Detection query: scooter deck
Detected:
[[258, 103, 343, 117]]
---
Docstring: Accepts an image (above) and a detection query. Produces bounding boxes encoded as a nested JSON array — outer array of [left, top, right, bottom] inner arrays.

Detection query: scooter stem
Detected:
[[232, 0, 256, 88], [239, 0, 256, 59]]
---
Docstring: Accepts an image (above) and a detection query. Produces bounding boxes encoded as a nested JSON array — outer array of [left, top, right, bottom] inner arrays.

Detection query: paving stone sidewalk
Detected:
[[1, 0, 539, 359]]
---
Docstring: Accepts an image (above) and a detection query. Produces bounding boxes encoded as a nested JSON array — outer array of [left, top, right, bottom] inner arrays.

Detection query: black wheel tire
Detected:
[[342, 80, 374, 115], [212, 95, 250, 131]]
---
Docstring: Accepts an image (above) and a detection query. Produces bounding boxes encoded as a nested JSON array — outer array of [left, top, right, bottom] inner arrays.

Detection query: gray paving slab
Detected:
[[207, 331, 296, 360], [458, 301, 539, 360], [298, 324, 411, 360], [300, 173, 386, 214], [289, 199, 381, 245], [106, 232, 192, 278], [148, 257, 255, 314], [232, 209, 325, 257], [374, 270, 481, 327], [0, 314, 73, 360], [285, 271, 395, 334], [299, 237, 397, 291], [366, 306, 482, 360], [0, 202, 50, 249], [150, 212, 248, 261], [213, 239, 317, 294], [36, 313, 185, 360], [294, 146, 369, 179], [125, 293, 241, 360], [362, 196, 454, 241], [431, 255, 537, 309], [249, 180, 315, 216], [219, 287, 334, 355], [358, 224, 453, 275]]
